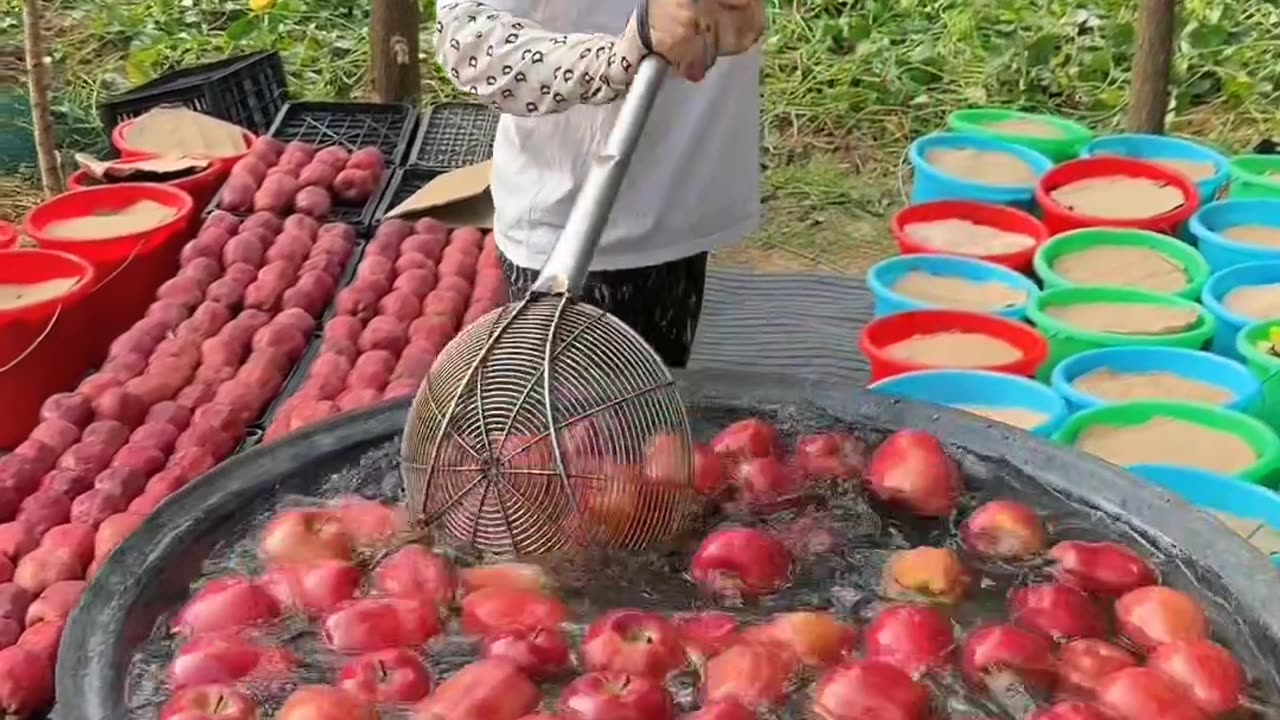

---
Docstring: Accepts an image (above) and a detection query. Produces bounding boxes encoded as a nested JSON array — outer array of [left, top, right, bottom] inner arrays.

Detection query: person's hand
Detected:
[[710, 0, 766, 57], [633, 0, 765, 82]]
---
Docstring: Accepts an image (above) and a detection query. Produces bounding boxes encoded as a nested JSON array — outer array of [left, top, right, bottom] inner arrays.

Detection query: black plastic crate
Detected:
[[267, 102, 419, 166], [408, 102, 499, 170], [99, 51, 287, 136], [204, 167, 394, 233], [371, 166, 445, 226]]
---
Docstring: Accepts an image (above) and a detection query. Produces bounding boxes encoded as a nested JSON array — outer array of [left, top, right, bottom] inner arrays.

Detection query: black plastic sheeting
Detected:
[[57, 369, 1280, 720], [690, 268, 873, 385]]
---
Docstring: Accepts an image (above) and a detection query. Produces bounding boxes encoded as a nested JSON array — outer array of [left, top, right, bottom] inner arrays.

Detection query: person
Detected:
[[432, 0, 766, 367]]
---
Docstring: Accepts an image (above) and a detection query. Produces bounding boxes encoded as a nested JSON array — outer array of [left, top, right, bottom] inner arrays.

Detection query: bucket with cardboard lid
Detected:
[[67, 154, 227, 210], [1025, 286, 1216, 380], [110, 107, 255, 174], [1032, 227, 1210, 301], [1201, 261, 1280, 358], [23, 183, 195, 359], [869, 368, 1068, 437], [946, 108, 1094, 162], [1081, 134, 1230, 205], [865, 254, 1039, 320], [1050, 346, 1260, 416], [907, 133, 1053, 211], [859, 309, 1048, 382], [1055, 400, 1280, 487], [0, 248, 97, 448], [1035, 157, 1200, 236], [1188, 199, 1280, 272], [890, 200, 1048, 274], [1228, 155, 1280, 200]]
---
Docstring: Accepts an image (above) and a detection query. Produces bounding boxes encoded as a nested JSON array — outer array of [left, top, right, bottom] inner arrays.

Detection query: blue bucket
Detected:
[[1202, 262, 1280, 359], [1130, 464, 1280, 568], [866, 254, 1040, 320], [1081, 134, 1230, 205], [908, 133, 1054, 211], [869, 369, 1068, 437], [1188, 200, 1280, 272], [1050, 346, 1261, 415]]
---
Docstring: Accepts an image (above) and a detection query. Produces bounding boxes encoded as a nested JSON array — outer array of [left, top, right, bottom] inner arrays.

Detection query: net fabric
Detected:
[[401, 294, 698, 556]]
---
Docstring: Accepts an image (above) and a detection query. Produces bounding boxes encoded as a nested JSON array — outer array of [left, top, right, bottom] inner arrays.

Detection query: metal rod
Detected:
[[532, 56, 669, 294]]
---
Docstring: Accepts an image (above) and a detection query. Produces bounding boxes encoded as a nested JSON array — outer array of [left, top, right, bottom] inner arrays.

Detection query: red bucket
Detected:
[[23, 183, 196, 359], [891, 201, 1048, 274], [111, 119, 255, 174], [67, 159, 228, 210], [860, 310, 1048, 382], [1035, 157, 1200, 236], [0, 221, 17, 249], [0, 249, 97, 449]]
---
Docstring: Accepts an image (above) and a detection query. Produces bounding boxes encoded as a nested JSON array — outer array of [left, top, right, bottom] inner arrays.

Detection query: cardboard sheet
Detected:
[[42, 200, 179, 241], [75, 153, 210, 183], [387, 161, 494, 228], [0, 278, 81, 310], [121, 107, 249, 158]]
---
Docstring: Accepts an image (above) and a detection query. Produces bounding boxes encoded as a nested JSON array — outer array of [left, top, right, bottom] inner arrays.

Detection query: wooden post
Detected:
[[1128, 0, 1177, 134], [371, 0, 422, 104], [23, 0, 62, 195]]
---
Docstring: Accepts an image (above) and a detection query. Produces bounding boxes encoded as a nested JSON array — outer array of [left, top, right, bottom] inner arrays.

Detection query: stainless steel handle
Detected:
[[531, 55, 669, 294]]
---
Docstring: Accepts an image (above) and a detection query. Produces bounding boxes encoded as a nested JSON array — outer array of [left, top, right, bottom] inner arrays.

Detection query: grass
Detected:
[[3, 0, 1279, 273]]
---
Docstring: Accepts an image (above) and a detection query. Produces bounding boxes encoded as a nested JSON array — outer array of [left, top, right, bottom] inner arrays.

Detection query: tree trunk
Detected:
[[1128, 0, 1177, 134], [23, 0, 62, 195], [371, 0, 422, 104]]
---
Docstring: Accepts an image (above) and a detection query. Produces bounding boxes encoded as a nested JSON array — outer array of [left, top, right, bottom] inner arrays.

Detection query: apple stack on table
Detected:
[[264, 217, 507, 441], [215, 137, 388, 223], [0, 209, 358, 714], [120, 419, 1255, 720]]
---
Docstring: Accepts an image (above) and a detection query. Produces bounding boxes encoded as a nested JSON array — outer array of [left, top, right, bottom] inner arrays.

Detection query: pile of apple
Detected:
[[217, 138, 387, 219], [137, 419, 1253, 720], [264, 219, 507, 440], [0, 210, 357, 716]]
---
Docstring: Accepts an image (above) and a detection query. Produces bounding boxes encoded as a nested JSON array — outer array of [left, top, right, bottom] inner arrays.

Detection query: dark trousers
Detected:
[[499, 252, 709, 368]]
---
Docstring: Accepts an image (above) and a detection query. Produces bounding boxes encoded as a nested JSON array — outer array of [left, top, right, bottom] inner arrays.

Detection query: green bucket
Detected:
[[1235, 320, 1280, 432], [1054, 400, 1280, 487], [1032, 227, 1211, 301], [946, 108, 1094, 163], [1227, 155, 1280, 200], [1026, 286, 1215, 380]]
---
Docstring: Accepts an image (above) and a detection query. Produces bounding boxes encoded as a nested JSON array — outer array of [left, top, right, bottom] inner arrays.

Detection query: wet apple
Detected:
[[960, 624, 1057, 693], [160, 684, 259, 720], [461, 586, 570, 636], [460, 562, 552, 595], [684, 700, 757, 720], [484, 626, 573, 680], [278, 685, 375, 720], [748, 611, 856, 668], [372, 545, 457, 608], [1056, 638, 1137, 700], [415, 658, 540, 720], [1114, 585, 1208, 650], [1008, 583, 1106, 641], [1027, 702, 1112, 720], [703, 640, 798, 709], [258, 509, 354, 566], [173, 576, 280, 636], [864, 604, 955, 677], [865, 429, 963, 518], [791, 431, 865, 482], [960, 500, 1047, 559], [322, 597, 442, 653], [337, 648, 434, 703], [259, 561, 361, 616], [882, 547, 969, 605], [673, 611, 739, 662], [558, 671, 676, 720], [582, 609, 687, 678], [1096, 667, 1208, 720], [1147, 639, 1244, 716], [811, 659, 931, 720], [690, 527, 792, 598], [1049, 541, 1156, 596], [710, 418, 781, 462]]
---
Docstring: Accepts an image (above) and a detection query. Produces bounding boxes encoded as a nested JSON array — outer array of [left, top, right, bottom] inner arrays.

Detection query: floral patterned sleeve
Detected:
[[434, 1, 648, 116]]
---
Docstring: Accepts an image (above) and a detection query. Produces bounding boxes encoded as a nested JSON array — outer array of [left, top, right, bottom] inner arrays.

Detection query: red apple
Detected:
[[960, 624, 1057, 693], [1056, 638, 1137, 700], [174, 576, 280, 635], [160, 684, 259, 720], [641, 432, 692, 486], [1049, 541, 1156, 595], [372, 545, 457, 608], [582, 609, 686, 678], [692, 444, 728, 497], [792, 431, 865, 482], [258, 509, 354, 566], [558, 671, 675, 720], [460, 562, 551, 595], [26, 580, 85, 625], [415, 658, 540, 720], [1096, 667, 1208, 720], [960, 500, 1048, 559], [13, 546, 83, 596], [460, 586, 569, 636], [690, 527, 791, 598], [323, 597, 442, 653], [168, 633, 295, 689], [337, 648, 434, 703], [259, 560, 360, 616], [673, 611, 739, 662], [864, 604, 955, 677], [17, 619, 64, 662], [1027, 702, 1112, 720], [0, 646, 54, 716], [703, 640, 797, 709], [811, 659, 931, 720], [749, 611, 856, 668], [1147, 639, 1244, 716], [278, 686, 375, 720], [331, 495, 407, 548], [1008, 583, 1106, 641], [684, 701, 757, 720], [484, 626, 573, 679], [1114, 586, 1208, 650], [865, 429, 962, 517], [94, 512, 145, 562], [882, 547, 969, 605], [710, 419, 781, 461], [730, 456, 806, 508]]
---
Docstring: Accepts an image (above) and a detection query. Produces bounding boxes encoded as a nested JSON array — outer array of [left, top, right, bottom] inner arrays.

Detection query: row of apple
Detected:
[[0, 208, 359, 715], [264, 218, 508, 441]]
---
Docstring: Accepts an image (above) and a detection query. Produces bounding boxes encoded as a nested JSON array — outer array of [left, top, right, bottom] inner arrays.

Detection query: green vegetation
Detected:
[[3, 0, 1279, 268]]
